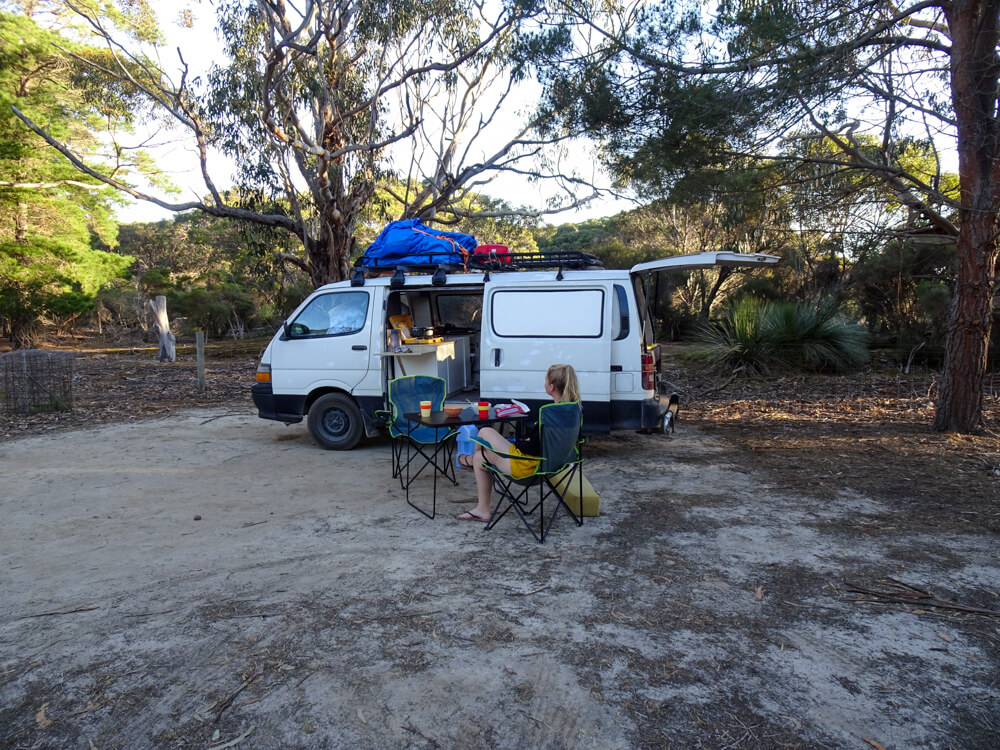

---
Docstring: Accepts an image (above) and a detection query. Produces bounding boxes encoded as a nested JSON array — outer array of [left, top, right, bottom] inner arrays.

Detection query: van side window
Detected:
[[612, 284, 630, 341], [288, 291, 369, 337], [632, 275, 655, 346], [491, 289, 604, 338], [436, 293, 482, 330]]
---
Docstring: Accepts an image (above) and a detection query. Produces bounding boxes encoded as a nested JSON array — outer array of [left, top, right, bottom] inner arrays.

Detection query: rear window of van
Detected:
[[491, 289, 604, 338]]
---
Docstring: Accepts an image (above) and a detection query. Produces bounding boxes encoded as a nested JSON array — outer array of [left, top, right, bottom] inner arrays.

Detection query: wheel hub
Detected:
[[324, 409, 347, 436]]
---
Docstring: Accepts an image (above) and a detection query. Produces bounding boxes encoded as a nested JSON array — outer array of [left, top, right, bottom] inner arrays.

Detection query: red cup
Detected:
[[477, 401, 489, 419]]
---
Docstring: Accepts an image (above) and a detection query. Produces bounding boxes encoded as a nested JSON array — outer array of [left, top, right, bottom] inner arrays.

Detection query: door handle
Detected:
[[493, 348, 501, 367], [611, 365, 623, 372], [352, 345, 367, 351]]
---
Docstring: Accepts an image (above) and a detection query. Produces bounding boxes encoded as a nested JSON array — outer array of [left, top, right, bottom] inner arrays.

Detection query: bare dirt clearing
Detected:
[[1, 338, 998, 749]]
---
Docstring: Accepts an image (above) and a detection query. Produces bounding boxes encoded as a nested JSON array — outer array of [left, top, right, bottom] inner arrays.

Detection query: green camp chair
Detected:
[[471, 401, 584, 542], [377, 375, 457, 518]]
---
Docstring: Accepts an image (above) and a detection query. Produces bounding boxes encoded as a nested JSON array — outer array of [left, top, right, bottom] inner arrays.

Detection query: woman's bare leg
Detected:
[[465, 428, 511, 520]]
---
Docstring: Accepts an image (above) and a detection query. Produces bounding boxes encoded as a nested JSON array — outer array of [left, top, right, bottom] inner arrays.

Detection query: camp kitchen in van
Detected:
[[251, 219, 778, 449]]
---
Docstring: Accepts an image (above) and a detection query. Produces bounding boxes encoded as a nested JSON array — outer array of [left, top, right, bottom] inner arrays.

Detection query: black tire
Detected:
[[307, 393, 363, 450]]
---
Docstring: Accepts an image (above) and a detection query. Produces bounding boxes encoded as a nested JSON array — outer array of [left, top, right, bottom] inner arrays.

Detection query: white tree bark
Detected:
[[146, 295, 176, 363]]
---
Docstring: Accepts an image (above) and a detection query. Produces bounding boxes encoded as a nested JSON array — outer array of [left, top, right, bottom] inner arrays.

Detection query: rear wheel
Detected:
[[307, 393, 363, 450]]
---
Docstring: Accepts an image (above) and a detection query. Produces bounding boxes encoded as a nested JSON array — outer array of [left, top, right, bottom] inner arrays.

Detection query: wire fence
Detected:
[[0, 350, 75, 414]]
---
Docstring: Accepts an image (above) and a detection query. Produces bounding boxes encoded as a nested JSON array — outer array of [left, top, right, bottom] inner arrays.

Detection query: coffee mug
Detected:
[[420, 400, 432, 417]]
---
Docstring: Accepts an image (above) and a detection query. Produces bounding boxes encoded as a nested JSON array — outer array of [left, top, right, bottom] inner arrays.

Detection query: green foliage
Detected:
[[109, 208, 311, 334], [0, 11, 145, 345], [0, 235, 132, 344], [534, 219, 614, 255], [444, 196, 539, 254], [850, 237, 955, 349], [695, 297, 870, 375]]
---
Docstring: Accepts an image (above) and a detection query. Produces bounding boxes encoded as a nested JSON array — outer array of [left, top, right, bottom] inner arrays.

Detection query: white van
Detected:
[[251, 251, 778, 449]]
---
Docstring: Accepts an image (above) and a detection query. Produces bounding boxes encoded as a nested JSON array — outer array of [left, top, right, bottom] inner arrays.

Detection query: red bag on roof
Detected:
[[474, 244, 512, 263]]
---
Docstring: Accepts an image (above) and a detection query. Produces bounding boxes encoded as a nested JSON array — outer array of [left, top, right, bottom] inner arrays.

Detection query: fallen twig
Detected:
[[123, 609, 177, 618], [223, 613, 284, 620], [352, 610, 441, 624], [517, 709, 550, 728], [402, 721, 440, 748], [511, 585, 549, 597], [206, 726, 255, 750], [700, 366, 746, 396], [214, 672, 263, 723], [68, 700, 109, 717], [295, 669, 317, 688], [843, 579, 1000, 617], [719, 730, 750, 750], [26, 605, 99, 618]]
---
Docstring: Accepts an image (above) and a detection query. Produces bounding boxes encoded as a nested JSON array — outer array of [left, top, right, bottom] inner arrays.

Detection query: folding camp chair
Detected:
[[377, 375, 458, 518], [472, 401, 584, 542]]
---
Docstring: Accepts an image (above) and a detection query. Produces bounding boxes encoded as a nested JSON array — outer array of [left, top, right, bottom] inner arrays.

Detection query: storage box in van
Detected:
[[251, 251, 778, 449]]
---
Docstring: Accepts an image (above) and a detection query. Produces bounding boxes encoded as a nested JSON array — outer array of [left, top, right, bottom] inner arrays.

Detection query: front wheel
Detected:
[[307, 393, 363, 450]]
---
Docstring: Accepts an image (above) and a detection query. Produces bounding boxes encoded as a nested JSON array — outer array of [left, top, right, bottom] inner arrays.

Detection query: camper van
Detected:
[[251, 251, 778, 449]]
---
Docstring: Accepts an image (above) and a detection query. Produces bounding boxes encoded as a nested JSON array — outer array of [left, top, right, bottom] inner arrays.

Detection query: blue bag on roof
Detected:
[[361, 219, 477, 268]]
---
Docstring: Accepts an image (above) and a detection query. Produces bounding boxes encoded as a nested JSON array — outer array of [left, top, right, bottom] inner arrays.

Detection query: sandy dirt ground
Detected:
[[1, 408, 998, 749]]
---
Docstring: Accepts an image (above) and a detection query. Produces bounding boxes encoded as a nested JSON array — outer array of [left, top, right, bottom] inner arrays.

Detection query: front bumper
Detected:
[[251, 383, 304, 423]]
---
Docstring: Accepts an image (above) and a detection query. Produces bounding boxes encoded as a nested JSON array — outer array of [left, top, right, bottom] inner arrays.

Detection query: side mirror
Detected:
[[285, 322, 310, 338]]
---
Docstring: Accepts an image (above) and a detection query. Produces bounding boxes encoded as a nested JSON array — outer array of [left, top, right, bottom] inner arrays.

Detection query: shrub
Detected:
[[696, 297, 870, 375]]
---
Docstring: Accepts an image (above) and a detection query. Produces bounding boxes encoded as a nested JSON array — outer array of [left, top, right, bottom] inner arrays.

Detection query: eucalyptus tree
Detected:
[[13, 0, 599, 289], [534, 0, 997, 433]]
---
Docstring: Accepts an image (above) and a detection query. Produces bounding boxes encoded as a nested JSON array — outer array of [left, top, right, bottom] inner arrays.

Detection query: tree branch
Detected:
[[803, 105, 960, 236], [11, 105, 301, 233], [0, 179, 105, 191]]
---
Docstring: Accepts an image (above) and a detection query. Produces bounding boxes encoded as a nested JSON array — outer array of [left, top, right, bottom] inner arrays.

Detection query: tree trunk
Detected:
[[308, 202, 361, 287], [699, 267, 733, 319], [146, 295, 176, 363], [935, 0, 1000, 433], [8, 314, 37, 350], [935, 216, 997, 431]]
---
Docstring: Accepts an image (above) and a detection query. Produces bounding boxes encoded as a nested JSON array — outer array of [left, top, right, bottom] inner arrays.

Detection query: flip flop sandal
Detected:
[[457, 454, 474, 470], [456, 511, 490, 523]]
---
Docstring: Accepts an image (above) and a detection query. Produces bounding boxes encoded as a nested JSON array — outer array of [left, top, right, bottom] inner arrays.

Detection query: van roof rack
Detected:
[[353, 250, 603, 276], [468, 250, 603, 271]]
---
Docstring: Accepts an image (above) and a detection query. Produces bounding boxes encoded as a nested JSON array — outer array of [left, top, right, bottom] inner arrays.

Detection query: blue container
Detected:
[[455, 424, 478, 467]]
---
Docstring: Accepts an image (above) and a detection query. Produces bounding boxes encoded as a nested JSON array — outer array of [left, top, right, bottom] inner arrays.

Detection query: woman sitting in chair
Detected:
[[456, 363, 580, 522]]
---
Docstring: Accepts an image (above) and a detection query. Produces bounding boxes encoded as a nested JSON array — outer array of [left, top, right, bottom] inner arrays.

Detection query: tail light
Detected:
[[641, 352, 655, 391], [256, 363, 271, 383]]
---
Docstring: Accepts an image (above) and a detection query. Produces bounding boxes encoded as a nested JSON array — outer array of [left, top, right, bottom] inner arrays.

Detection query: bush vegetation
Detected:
[[695, 297, 870, 375]]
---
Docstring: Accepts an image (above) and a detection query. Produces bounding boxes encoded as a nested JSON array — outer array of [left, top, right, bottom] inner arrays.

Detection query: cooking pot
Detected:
[[409, 326, 434, 337]]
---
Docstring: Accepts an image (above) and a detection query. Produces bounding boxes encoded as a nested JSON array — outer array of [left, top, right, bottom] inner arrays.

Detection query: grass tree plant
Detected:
[[697, 297, 870, 376]]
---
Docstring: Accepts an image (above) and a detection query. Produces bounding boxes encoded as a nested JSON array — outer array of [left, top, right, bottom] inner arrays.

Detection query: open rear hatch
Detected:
[[629, 250, 780, 384], [630, 251, 780, 275]]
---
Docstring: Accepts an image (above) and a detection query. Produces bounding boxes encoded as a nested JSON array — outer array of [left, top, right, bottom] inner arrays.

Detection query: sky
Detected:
[[115, 1, 633, 226]]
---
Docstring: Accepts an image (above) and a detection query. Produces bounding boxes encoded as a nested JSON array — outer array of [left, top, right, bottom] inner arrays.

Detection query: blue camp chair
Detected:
[[472, 401, 584, 542], [378, 375, 457, 518]]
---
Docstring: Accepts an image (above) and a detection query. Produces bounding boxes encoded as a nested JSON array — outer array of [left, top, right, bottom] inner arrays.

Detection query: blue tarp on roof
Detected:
[[360, 219, 477, 268]]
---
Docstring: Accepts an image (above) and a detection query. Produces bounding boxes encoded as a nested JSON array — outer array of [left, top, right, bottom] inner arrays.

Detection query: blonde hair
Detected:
[[547, 364, 580, 403]]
